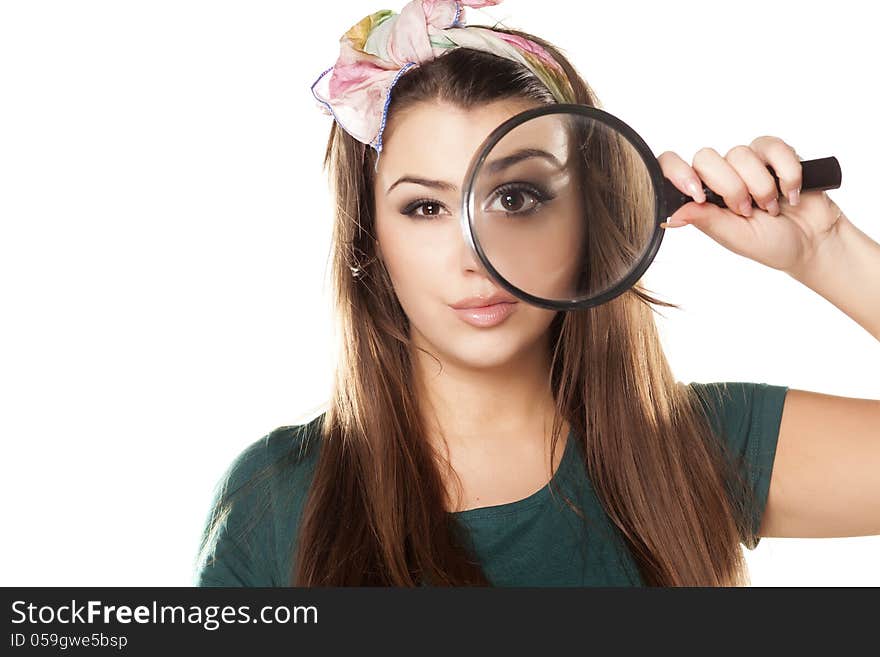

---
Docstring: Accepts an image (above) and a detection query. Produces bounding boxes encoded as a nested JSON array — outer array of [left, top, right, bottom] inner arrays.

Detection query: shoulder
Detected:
[[261, 413, 326, 505], [685, 381, 790, 452], [194, 412, 327, 586], [684, 380, 790, 549], [223, 412, 325, 487], [222, 411, 327, 521], [263, 413, 325, 469]]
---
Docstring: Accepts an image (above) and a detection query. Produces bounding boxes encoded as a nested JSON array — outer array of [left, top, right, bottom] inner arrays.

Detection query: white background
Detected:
[[1, 0, 877, 586]]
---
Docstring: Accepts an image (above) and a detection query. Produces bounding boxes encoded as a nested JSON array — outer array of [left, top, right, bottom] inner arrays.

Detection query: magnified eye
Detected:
[[485, 182, 553, 215]]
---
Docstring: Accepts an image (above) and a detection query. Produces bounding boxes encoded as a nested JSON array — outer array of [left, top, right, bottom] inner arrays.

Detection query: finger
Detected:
[[691, 147, 754, 218], [749, 135, 803, 207], [670, 200, 766, 262], [657, 151, 706, 203], [724, 145, 781, 216]]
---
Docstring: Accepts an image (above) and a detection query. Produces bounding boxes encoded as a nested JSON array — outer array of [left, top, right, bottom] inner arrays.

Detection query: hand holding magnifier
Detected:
[[459, 104, 842, 311]]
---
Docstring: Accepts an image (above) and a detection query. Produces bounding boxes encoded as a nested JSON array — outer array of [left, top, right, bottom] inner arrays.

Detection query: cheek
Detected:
[[385, 254, 439, 313], [376, 213, 559, 353], [377, 219, 448, 309]]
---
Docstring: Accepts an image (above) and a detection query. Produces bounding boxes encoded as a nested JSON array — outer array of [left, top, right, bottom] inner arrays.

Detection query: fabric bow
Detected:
[[311, 0, 575, 155]]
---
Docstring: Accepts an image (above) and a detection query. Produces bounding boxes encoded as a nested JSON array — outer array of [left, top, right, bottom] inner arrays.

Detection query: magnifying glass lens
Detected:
[[468, 111, 658, 305]]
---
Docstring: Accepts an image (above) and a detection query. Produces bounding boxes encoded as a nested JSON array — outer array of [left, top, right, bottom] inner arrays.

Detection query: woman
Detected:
[[194, 0, 880, 586]]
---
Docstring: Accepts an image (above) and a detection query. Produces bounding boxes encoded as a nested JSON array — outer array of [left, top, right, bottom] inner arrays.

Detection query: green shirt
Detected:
[[194, 381, 789, 586]]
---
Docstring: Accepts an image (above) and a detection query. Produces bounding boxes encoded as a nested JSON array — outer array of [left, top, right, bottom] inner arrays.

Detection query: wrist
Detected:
[[783, 212, 880, 342], [784, 212, 849, 285]]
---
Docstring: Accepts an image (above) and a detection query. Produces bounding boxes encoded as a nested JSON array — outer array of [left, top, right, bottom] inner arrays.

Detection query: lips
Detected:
[[450, 300, 517, 328], [450, 292, 518, 309]]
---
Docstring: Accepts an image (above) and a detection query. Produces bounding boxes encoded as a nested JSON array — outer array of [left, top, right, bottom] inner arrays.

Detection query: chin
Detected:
[[432, 332, 528, 371], [408, 308, 550, 370]]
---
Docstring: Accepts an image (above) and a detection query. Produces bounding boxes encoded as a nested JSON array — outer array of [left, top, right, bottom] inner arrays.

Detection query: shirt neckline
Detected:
[[450, 423, 577, 522]]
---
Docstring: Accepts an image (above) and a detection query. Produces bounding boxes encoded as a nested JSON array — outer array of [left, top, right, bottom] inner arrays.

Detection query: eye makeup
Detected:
[[397, 179, 556, 219], [485, 181, 555, 216], [399, 197, 450, 218]]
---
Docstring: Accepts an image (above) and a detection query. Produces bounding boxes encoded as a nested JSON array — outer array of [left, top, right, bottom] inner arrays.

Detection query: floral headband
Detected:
[[310, 0, 575, 161]]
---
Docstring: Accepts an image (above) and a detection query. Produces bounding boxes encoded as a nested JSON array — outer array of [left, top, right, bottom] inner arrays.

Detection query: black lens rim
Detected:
[[460, 103, 667, 311]]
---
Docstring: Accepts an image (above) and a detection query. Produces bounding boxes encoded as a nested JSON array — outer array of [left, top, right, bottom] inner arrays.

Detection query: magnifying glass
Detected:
[[459, 103, 842, 311]]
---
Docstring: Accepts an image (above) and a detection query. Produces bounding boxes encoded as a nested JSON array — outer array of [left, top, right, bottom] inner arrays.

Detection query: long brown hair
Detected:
[[195, 28, 759, 587], [288, 28, 760, 586]]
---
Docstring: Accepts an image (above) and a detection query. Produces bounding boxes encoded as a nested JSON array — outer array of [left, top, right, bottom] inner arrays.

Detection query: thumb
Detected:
[[664, 201, 757, 257], [667, 199, 731, 227]]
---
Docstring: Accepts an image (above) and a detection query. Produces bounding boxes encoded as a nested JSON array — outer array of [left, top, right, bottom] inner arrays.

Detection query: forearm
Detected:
[[786, 213, 880, 342]]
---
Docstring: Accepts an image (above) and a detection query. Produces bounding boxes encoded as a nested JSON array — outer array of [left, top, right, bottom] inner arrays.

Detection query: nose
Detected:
[[456, 218, 491, 276]]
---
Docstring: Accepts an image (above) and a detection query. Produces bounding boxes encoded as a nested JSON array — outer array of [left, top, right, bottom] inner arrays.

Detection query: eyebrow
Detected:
[[485, 148, 563, 174], [385, 148, 563, 195], [386, 176, 457, 195]]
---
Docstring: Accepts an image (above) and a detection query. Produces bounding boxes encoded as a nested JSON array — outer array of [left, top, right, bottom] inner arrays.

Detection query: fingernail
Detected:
[[766, 198, 780, 216], [660, 219, 689, 228], [788, 188, 800, 206], [738, 200, 753, 217], [686, 180, 706, 203]]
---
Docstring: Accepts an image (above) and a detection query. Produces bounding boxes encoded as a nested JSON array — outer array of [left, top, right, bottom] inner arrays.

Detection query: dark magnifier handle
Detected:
[[663, 156, 842, 215]]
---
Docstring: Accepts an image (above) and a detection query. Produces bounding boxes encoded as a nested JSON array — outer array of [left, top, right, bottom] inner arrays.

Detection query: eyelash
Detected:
[[400, 197, 449, 219], [490, 182, 553, 215], [398, 182, 555, 220]]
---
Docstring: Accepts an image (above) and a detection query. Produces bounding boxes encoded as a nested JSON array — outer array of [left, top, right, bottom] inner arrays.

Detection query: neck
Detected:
[[411, 330, 564, 452]]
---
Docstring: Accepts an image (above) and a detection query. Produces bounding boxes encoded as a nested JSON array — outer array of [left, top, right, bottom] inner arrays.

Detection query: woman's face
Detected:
[[373, 98, 560, 371]]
